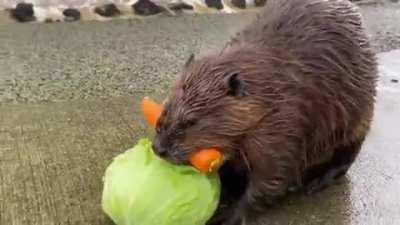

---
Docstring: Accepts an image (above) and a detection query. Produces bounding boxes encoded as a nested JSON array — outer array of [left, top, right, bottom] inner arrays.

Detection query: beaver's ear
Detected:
[[184, 53, 195, 68], [226, 73, 244, 97]]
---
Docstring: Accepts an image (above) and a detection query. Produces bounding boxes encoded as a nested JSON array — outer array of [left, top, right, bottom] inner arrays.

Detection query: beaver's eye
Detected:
[[172, 119, 196, 137], [176, 119, 196, 134]]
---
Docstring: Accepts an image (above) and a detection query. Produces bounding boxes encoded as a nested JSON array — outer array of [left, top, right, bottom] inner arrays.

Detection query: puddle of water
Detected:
[[378, 49, 400, 79]]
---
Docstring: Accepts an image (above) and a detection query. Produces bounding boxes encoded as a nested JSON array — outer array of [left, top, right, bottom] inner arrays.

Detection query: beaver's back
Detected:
[[229, 0, 377, 164], [238, 0, 377, 92]]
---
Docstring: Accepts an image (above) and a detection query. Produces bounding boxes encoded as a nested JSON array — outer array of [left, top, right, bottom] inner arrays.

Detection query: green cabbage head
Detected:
[[102, 138, 221, 225]]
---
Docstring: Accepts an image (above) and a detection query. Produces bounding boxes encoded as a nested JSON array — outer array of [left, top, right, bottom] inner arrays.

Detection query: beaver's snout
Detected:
[[152, 137, 168, 157], [152, 135, 189, 164]]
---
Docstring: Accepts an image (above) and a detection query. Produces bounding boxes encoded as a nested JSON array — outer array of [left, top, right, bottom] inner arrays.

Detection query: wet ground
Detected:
[[0, 3, 400, 225]]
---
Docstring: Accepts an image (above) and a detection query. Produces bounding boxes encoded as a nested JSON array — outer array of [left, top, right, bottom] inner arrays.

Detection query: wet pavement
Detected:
[[0, 3, 400, 225], [1, 3, 400, 103]]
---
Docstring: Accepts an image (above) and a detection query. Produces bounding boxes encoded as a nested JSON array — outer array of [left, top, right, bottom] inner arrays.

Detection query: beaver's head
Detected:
[[152, 46, 279, 164]]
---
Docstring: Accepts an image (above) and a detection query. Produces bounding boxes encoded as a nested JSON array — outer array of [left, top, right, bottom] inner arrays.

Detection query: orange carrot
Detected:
[[141, 97, 223, 173], [189, 148, 223, 173], [141, 97, 162, 128]]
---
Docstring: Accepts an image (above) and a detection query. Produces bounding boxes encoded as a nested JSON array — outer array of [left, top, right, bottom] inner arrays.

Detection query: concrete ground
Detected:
[[0, 3, 400, 225]]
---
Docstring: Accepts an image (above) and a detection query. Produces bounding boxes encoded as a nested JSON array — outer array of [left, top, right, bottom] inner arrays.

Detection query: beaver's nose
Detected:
[[152, 138, 167, 157]]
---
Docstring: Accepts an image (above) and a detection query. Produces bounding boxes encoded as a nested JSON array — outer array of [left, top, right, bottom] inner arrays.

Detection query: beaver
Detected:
[[152, 0, 378, 224]]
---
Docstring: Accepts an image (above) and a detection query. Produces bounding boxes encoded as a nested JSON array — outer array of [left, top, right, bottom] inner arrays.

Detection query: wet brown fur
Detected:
[[153, 0, 377, 224]]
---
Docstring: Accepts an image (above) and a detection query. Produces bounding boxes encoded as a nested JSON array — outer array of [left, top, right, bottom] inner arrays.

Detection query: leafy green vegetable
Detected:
[[102, 138, 221, 225]]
